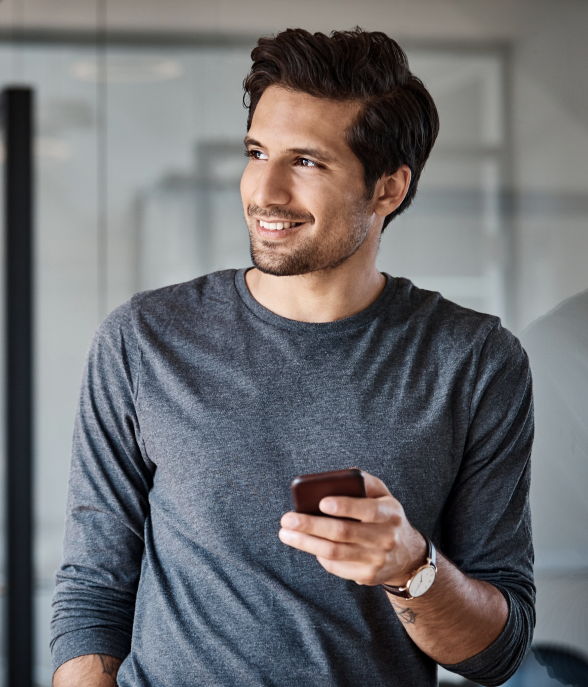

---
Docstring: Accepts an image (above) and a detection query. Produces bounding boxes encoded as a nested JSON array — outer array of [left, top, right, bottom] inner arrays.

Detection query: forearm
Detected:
[[53, 654, 122, 687], [384, 552, 508, 664]]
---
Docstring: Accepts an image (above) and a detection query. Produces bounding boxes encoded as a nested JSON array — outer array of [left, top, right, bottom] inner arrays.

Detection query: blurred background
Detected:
[[0, 0, 586, 685]]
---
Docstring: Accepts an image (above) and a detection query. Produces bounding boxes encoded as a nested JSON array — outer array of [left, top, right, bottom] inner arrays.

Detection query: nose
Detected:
[[246, 159, 292, 209]]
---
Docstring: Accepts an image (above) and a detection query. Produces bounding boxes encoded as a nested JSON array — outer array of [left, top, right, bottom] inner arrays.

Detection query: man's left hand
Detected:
[[279, 470, 427, 586]]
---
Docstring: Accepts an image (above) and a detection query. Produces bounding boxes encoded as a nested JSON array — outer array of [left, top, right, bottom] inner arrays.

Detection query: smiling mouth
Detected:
[[258, 219, 304, 231]]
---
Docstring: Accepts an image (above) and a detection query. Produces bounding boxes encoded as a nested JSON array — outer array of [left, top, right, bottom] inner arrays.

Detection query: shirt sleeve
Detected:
[[438, 321, 535, 686], [50, 301, 154, 674]]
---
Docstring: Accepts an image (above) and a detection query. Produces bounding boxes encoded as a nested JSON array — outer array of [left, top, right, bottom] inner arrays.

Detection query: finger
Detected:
[[278, 528, 370, 563], [319, 494, 402, 525], [281, 510, 394, 546], [316, 557, 383, 586]]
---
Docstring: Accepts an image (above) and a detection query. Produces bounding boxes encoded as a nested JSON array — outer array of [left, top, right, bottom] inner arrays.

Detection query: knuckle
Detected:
[[389, 513, 402, 528], [372, 553, 387, 570], [382, 532, 397, 551], [335, 520, 352, 540], [324, 542, 340, 560]]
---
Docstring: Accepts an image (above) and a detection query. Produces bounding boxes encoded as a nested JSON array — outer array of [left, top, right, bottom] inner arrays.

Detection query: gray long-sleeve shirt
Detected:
[[51, 269, 535, 686]]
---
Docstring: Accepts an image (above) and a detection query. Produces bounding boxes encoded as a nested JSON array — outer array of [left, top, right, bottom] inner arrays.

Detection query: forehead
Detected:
[[248, 86, 360, 158]]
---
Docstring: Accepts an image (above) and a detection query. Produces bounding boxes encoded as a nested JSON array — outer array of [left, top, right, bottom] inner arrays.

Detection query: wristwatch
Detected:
[[380, 537, 437, 600]]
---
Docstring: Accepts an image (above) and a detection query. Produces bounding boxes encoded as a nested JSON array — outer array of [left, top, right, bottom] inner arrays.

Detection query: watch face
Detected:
[[408, 566, 436, 598]]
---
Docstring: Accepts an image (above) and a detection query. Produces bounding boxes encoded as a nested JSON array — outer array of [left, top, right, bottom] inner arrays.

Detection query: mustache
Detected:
[[248, 205, 315, 224]]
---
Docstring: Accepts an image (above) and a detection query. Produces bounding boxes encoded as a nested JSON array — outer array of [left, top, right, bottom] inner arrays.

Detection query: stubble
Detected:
[[247, 198, 373, 277]]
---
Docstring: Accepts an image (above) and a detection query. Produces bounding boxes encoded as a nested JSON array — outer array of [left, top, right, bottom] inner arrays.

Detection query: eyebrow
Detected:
[[244, 136, 336, 165]]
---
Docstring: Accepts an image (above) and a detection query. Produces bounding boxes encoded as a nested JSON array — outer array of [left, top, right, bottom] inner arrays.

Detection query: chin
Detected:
[[250, 246, 352, 277], [250, 255, 316, 277]]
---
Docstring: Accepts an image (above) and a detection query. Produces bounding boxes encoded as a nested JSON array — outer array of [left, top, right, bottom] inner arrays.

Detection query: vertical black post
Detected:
[[2, 87, 34, 687]]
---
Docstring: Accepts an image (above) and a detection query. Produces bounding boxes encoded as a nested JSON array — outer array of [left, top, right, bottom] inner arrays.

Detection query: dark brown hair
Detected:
[[243, 27, 439, 229]]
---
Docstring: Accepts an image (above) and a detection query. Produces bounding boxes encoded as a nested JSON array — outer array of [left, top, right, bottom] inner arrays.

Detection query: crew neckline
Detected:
[[234, 268, 397, 335]]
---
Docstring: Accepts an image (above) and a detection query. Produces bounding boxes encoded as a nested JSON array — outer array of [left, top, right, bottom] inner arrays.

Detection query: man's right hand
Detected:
[[53, 654, 122, 686]]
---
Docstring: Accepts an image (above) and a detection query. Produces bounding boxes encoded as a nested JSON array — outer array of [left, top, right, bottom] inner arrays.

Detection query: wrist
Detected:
[[381, 535, 437, 600], [382, 530, 428, 587]]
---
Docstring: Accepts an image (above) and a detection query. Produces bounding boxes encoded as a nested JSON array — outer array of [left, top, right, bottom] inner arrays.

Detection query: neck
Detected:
[[244, 259, 386, 324]]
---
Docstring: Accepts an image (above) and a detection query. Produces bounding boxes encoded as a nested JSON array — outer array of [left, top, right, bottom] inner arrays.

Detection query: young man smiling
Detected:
[[52, 29, 534, 687]]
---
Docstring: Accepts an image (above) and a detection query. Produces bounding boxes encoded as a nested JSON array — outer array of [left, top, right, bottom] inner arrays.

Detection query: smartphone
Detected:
[[290, 468, 366, 517]]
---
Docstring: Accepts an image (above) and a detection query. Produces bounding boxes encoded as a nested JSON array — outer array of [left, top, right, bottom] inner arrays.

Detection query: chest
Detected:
[[136, 332, 468, 548]]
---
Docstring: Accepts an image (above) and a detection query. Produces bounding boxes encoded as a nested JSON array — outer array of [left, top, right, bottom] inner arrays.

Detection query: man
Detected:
[[52, 28, 534, 687]]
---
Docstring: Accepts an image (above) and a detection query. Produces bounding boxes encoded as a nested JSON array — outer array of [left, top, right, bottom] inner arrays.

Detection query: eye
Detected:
[[245, 149, 268, 161], [297, 157, 320, 168]]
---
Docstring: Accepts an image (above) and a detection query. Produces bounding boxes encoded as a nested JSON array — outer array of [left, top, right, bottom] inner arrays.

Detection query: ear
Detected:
[[372, 165, 411, 218]]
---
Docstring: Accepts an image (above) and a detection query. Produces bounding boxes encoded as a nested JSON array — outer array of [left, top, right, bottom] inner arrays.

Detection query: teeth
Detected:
[[260, 220, 297, 230]]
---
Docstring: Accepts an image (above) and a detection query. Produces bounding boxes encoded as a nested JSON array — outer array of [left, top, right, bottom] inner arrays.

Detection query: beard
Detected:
[[246, 198, 373, 277]]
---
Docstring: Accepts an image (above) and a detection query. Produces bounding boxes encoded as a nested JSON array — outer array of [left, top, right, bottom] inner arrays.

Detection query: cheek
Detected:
[[291, 175, 339, 215], [306, 173, 364, 208], [310, 182, 365, 225]]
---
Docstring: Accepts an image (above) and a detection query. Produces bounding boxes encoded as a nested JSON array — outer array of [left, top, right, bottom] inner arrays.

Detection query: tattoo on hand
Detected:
[[98, 654, 121, 678], [391, 601, 418, 625]]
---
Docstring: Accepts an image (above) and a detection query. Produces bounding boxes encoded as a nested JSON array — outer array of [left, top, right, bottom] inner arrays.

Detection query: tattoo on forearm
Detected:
[[98, 654, 121, 677], [390, 601, 418, 625]]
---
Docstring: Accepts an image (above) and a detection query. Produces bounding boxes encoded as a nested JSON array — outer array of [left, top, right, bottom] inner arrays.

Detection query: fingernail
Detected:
[[282, 514, 298, 528], [321, 499, 337, 514], [280, 528, 295, 542]]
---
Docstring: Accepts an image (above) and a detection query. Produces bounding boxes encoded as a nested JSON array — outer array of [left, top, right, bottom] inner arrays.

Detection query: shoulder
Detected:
[[92, 269, 237, 359], [94, 299, 136, 354], [387, 278, 531, 412], [391, 277, 497, 333], [390, 276, 523, 364], [88, 271, 239, 394], [129, 269, 239, 329]]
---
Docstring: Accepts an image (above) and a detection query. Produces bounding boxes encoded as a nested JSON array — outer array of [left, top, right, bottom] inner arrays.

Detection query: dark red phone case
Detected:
[[290, 468, 366, 516]]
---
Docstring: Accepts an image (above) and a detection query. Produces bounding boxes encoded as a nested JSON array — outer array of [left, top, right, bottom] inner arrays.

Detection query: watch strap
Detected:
[[380, 537, 436, 599], [380, 581, 412, 598]]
